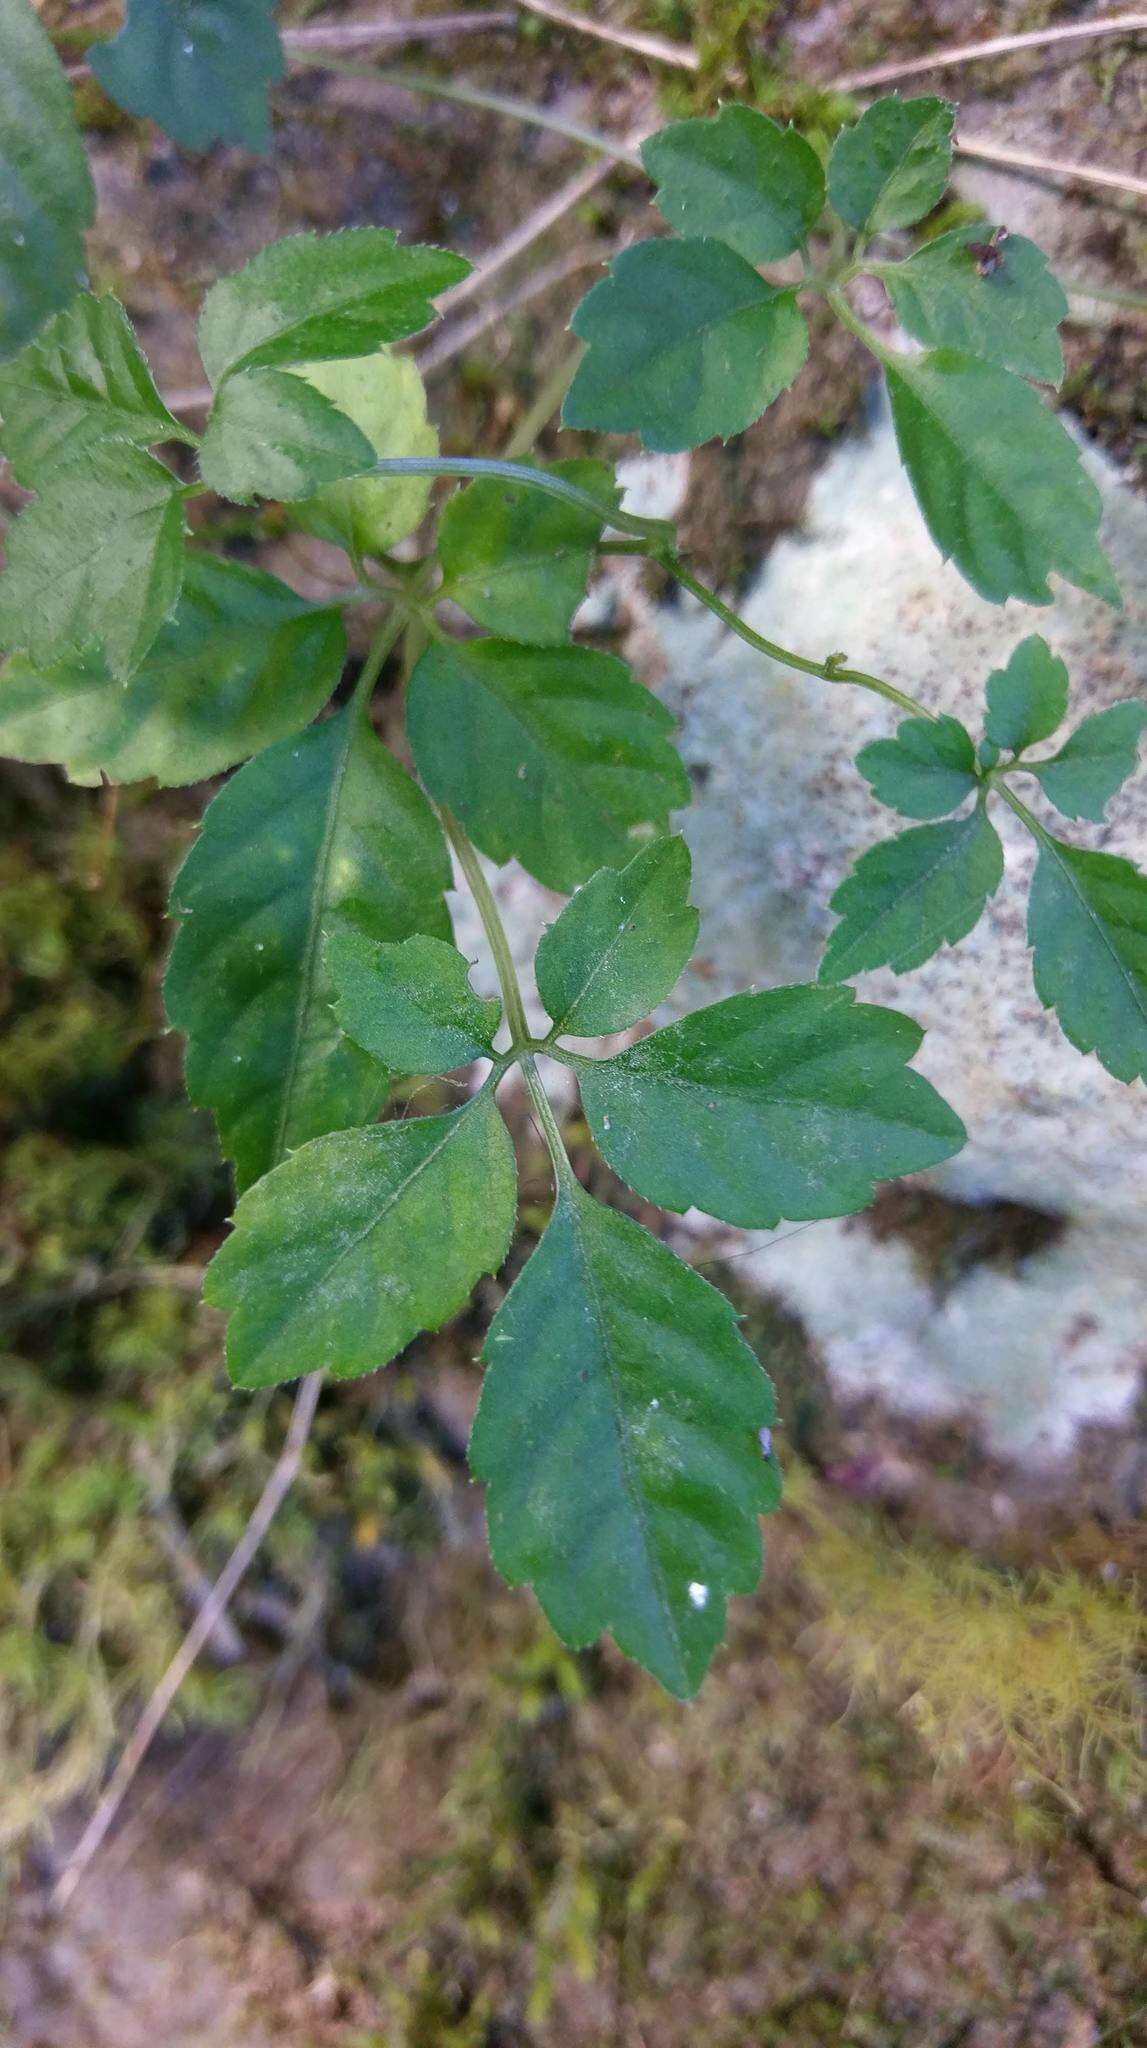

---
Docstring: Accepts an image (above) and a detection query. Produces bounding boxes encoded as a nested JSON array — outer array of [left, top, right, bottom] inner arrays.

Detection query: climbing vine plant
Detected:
[[1, 85, 1145, 1696]]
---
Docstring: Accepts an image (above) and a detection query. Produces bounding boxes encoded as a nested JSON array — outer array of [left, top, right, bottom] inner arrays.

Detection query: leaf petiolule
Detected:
[[331, 930, 501, 1075], [471, 1182, 780, 1697], [820, 808, 1004, 980], [572, 983, 965, 1228], [198, 367, 377, 504], [89, 0, 285, 155], [563, 239, 808, 452], [438, 458, 615, 647], [641, 104, 825, 263], [0, 553, 346, 787], [1027, 703, 1147, 823], [406, 638, 690, 893], [197, 230, 470, 386], [536, 836, 699, 1037], [0, 0, 95, 360], [828, 95, 954, 236], [0, 293, 189, 486], [165, 710, 452, 1190], [886, 348, 1120, 608], [880, 225, 1067, 385], [0, 444, 186, 680], [856, 713, 978, 819], [1027, 838, 1147, 1084], [983, 635, 1069, 754], [206, 1091, 517, 1389]]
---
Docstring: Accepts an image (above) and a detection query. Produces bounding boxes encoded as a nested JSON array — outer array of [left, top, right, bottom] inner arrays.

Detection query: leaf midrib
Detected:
[[1042, 842, 1147, 1034]]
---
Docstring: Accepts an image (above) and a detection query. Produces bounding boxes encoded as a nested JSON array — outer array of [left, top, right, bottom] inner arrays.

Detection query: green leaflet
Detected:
[[439, 458, 615, 647], [828, 96, 954, 236], [471, 1182, 779, 1697], [406, 639, 690, 893], [90, 0, 284, 155], [641, 104, 825, 263], [0, 0, 95, 359], [206, 1091, 517, 1389], [886, 348, 1120, 608], [198, 368, 376, 504], [198, 230, 470, 386], [563, 239, 808, 452], [330, 930, 501, 1074], [286, 350, 437, 556], [536, 837, 699, 1037], [1027, 839, 1147, 1084], [880, 225, 1067, 385], [165, 709, 452, 1191], [983, 635, 1069, 754], [0, 294, 188, 486], [0, 553, 345, 786], [1026, 704, 1147, 823], [820, 808, 1004, 980], [856, 713, 978, 819], [571, 984, 965, 1228], [0, 444, 186, 680]]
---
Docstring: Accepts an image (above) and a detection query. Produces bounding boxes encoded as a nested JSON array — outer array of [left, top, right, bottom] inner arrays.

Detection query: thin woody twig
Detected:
[[516, 0, 697, 70], [418, 243, 613, 374], [283, 11, 517, 48], [954, 130, 1147, 201], [834, 12, 1147, 91], [51, 1371, 324, 1910]]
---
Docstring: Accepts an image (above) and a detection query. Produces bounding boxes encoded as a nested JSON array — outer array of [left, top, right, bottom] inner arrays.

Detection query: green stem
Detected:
[[291, 50, 643, 166], [827, 284, 895, 365], [365, 456, 675, 545], [992, 776, 1055, 848], [520, 1053, 579, 1197], [350, 604, 406, 716], [438, 807, 532, 1049], [665, 555, 930, 717]]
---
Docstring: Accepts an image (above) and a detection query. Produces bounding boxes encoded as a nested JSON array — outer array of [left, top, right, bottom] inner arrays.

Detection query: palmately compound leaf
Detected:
[[641, 104, 825, 263], [89, 0, 284, 155], [407, 639, 690, 892], [1027, 838, 1147, 1083], [205, 1091, 516, 1389], [856, 713, 978, 819], [828, 95, 954, 236], [563, 239, 808, 453], [983, 634, 1069, 754], [197, 230, 469, 386], [880, 224, 1067, 385], [572, 983, 965, 1228], [820, 807, 1004, 980], [0, 0, 95, 359], [0, 552, 346, 786], [1027, 703, 1147, 823], [439, 458, 615, 647], [286, 350, 437, 555], [536, 836, 699, 1037], [330, 930, 500, 1075], [886, 348, 1120, 607], [198, 368, 376, 504], [471, 1182, 779, 1697], [0, 294, 190, 486], [0, 444, 185, 679], [165, 709, 452, 1190]]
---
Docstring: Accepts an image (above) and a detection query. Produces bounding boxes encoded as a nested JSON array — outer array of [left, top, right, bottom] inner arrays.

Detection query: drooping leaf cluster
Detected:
[[0, 86, 1142, 1695]]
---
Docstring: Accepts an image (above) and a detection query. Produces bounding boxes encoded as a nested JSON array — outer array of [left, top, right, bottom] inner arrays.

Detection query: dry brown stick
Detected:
[[433, 137, 645, 316], [418, 244, 613, 374], [834, 12, 1147, 91], [282, 11, 517, 48], [133, 1444, 247, 1667], [954, 130, 1147, 201], [50, 1370, 324, 1911], [516, 0, 697, 69]]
